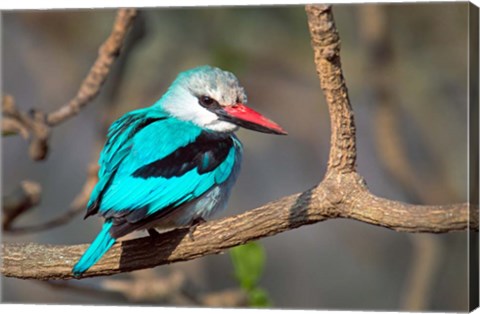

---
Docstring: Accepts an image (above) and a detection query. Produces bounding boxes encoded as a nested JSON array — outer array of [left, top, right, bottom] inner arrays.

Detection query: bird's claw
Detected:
[[147, 228, 161, 238], [188, 217, 206, 241]]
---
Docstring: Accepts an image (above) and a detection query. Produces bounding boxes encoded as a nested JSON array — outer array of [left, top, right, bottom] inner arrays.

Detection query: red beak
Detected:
[[222, 103, 287, 135]]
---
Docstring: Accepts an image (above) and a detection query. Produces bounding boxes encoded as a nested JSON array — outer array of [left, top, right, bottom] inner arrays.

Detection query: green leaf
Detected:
[[230, 242, 266, 291], [248, 288, 272, 308], [230, 242, 272, 307]]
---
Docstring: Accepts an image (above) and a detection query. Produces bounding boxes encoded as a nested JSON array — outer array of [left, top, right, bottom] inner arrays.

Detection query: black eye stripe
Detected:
[[198, 95, 223, 112]]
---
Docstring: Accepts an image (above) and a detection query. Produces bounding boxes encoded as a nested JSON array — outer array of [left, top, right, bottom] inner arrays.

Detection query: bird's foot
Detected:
[[147, 228, 161, 238], [188, 217, 206, 241]]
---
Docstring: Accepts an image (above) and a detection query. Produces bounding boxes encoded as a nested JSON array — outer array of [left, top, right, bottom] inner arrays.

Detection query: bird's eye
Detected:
[[199, 96, 218, 108]]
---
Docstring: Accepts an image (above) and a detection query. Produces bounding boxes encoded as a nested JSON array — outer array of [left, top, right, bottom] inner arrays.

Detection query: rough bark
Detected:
[[1, 5, 476, 281], [1, 171, 475, 280]]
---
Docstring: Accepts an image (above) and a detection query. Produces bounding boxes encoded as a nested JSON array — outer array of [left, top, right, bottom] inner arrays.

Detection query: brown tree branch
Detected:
[[46, 9, 137, 126], [2, 95, 30, 139], [1, 9, 137, 160], [305, 4, 357, 173], [358, 5, 443, 311], [2, 95, 51, 160], [2, 181, 42, 230], [3, 164, 99, 234], [2, 14, 146, 234], [1, 172, 475, 280], [45, 269, 247, 306], [99, 269, 247, 306], [1, 4, 476, 281]]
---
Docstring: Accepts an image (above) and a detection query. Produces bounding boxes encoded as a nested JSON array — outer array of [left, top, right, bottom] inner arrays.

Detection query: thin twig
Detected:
[[44, 269, 247, 306], [4, 164, 99, 234], [2, 181, 42, 230], [2, 95, 29, 138], [46, 9, 137, 126], [1, 9, 137, 160], [2, 95, 50, 160], [2, 11, 145, 233]]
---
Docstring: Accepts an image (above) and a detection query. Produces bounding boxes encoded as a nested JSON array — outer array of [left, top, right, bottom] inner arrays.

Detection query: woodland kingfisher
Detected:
[[72, 65, 286, 276]]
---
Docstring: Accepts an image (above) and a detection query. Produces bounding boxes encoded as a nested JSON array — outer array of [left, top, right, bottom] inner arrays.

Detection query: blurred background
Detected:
[[1, 3, 470, 311]]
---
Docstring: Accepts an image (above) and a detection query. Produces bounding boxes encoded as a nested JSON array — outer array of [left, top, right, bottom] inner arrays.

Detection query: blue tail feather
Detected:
[[72, 220, 116, 276]]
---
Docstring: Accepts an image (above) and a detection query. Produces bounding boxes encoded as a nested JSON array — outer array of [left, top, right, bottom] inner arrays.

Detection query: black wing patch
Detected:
[[132, 131, 234, 179]]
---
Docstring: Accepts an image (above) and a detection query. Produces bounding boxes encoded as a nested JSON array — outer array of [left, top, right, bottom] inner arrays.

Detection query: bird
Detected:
[[72, 65, 286, 276]]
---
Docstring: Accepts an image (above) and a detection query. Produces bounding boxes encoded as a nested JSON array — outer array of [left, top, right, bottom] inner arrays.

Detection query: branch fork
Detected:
[[2, 9, 137, 160], [1, 5, 476, 281]]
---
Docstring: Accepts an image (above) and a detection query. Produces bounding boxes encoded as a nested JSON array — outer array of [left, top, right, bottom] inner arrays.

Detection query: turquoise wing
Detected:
[[86, 107, 241, 238], [86, 107, 171, 214]]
